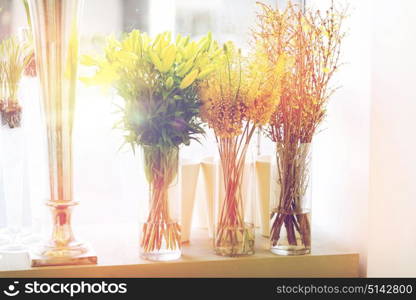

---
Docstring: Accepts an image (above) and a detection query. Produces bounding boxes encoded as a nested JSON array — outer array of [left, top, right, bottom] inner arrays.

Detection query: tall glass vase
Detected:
[[28, 0, 96, 266], [139, 146, 181, 261], [213, 140, 256, 257], [270, 143, 312, 255], [0, 125, 25, 250]]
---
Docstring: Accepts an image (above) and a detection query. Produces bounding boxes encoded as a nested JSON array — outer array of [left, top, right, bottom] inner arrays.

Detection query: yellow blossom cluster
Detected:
[[199, 42, 285, 138], [254, 2, 346, 144]]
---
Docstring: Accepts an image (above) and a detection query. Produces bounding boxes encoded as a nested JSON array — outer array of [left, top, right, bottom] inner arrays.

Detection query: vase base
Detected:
[[270, 246, 310, 256], [30, 242, 97, 267], [214, 223, 255, 257], [140, 249, 181, 262], [214, 248, 255, 257]]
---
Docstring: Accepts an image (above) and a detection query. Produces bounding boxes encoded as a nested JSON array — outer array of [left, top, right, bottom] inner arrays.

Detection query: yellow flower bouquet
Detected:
[[199, 41, 284, 256], [83, 30, 220, 260]]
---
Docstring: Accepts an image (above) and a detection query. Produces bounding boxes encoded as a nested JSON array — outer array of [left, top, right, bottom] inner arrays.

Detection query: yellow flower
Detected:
[[160, 44, 177, 73], [180, 69, 199, 89], [198, 41, 284, 137], [149, 49, 163, 72], [81, 30, 220, 97]]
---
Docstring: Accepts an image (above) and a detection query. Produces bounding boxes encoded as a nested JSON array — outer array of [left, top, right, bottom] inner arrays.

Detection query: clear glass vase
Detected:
[[213, 140, 256, 257], [139, 146, 181, 261], [28, 0, 96, 266], [270, 142, 312, 255], [0, 125, 25, 250], [0, 81, 43, 254]]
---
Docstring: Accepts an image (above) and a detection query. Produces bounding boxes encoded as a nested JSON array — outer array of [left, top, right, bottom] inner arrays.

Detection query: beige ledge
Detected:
[[0, 224, 359, 278]]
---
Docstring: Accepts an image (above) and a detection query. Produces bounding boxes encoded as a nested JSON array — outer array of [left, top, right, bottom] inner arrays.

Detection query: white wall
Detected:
[[309, 0, 371, 276], [367, 0, 416, 277], [13, 0, 122, 35]]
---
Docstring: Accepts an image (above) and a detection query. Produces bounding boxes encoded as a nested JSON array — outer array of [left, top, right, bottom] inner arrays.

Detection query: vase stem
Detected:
[[48, 201, 76, 247], [214, 135, 255, 257], [140, 146, 181, 261]]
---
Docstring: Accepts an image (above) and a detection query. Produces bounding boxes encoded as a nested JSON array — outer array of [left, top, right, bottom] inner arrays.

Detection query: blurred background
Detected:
[[0, 0, 415, 277]]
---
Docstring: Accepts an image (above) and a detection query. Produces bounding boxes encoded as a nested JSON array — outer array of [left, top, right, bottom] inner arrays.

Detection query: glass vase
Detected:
[[139, 146, 181, 261], [270, 142, 312, 256], [0, 124, 25, 250], [213, 140, 256, 257], [28, 0, 96, 266]]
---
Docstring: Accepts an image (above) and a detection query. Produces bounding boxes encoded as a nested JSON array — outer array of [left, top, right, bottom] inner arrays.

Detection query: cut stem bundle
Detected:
[[270, 142, 311, 251], [214, 122, 256, 256], [141, 146, 181, 254], [199, 40, 283, 256]]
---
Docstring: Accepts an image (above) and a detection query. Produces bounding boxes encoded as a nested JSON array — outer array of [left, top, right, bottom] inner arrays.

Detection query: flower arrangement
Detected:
[[83, 30, 220, 259], [198, 41, 284, 256], [0, 36, 31, 128], [254, 1, 346, 254]]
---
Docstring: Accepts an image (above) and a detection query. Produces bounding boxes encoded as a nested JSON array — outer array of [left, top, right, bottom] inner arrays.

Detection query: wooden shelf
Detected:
[[0, 224, 359, 278]]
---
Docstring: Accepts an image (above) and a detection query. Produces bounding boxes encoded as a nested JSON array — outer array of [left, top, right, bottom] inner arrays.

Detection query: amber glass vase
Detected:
[[28, 0, 96, 266]]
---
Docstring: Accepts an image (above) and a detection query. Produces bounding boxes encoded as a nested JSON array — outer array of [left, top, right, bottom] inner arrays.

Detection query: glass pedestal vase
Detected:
[[0, 126, 26, 251], [270, 143, 312, 256], [28, 0, 96, 267], [213, 142, 256, 257], [139, 146, 181, 261], [0, 105, 44, 271]]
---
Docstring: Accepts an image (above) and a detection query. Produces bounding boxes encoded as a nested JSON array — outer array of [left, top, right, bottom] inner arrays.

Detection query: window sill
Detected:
[[0, 224, 359, 278]]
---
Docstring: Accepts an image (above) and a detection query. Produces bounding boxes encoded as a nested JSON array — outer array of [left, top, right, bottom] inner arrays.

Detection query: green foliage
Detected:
[[22, 0, 31, 27], [82, 30, 221, 151]]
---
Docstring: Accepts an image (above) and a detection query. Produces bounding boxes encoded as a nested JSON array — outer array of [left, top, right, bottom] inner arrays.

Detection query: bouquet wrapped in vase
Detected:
[[83, 30, 220, 261], [254, 1, 346, 255], [199, 42, 284, 256]]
